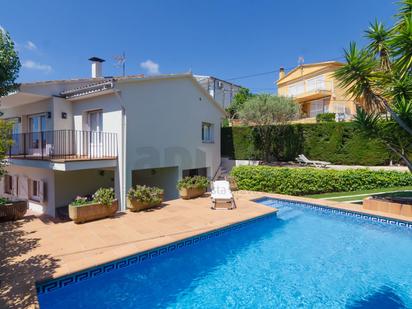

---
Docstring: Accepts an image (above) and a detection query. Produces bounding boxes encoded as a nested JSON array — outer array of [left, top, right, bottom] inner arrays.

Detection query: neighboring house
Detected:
[[276, 61, 358, 122], [195, 75, 241, 110], [0, 58, 225, 217]]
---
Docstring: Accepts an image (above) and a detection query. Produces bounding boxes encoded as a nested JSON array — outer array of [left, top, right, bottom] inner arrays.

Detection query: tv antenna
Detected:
[[114, 52, 126, 76]]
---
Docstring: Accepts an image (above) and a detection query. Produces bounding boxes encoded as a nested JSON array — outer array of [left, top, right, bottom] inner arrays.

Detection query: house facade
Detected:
[[277, 61, 358, 122], [195, 75, 241, 110], [0, 59, 225, 217]]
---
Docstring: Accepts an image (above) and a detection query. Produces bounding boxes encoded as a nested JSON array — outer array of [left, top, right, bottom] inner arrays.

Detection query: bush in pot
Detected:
[[177, 176, 209, 199], [127, 185, 164, 212], [69, 188, 118, 223]]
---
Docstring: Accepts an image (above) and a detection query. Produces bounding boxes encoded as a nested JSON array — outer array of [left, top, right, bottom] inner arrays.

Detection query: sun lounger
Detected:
[[211, 180, 236, 210], [296, 154, 331, 168]]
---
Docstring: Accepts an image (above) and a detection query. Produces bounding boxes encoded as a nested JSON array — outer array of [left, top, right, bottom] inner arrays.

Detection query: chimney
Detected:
[[89, 57, 105, 78], [279, 67, 285, 80]]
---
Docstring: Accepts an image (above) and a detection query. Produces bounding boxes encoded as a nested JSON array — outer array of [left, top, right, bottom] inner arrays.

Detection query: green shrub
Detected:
[[231, 165, 412, 195], [316, 113, 336, 122], [221, 122, 392, 165], [127, 185, 163, 204], [0, 197, 9, 206], [70, 196, 92, 206], [177, 176, 210, 190], [93, 188, 115, 206], [70, 188, 115, 207]]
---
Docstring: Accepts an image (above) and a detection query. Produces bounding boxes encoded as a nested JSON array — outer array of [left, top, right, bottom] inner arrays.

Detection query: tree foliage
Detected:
[[0, 120, 12, 177], [0, 27, 19, 177], [226, 87, 253, 119], [0, 28, 20, 97], [238, 94, 300, 161], [334, 0, 412, 170]]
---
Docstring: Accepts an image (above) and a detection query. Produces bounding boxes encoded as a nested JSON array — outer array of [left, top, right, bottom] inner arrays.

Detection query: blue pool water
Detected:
[[38, 198, 412, 308]]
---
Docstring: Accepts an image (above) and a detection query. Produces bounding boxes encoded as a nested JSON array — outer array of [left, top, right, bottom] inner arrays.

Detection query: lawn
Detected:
[[305, 186, 412, 203]]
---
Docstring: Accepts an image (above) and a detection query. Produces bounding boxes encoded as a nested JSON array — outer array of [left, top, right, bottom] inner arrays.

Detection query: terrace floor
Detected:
[[1, 191, 412, 309]]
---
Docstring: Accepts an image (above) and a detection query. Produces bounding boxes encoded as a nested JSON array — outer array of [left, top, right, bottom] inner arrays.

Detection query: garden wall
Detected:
[[221, 122, 392, 166]]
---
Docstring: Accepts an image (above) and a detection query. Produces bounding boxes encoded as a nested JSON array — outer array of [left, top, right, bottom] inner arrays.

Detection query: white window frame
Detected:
[[309, 100, 325, 117], [306, 75, 326, 92], [87, 110, 103, 132], [288, 81, 305, 97], [29, 179, 42, 202], [202, 122, 214, 143]]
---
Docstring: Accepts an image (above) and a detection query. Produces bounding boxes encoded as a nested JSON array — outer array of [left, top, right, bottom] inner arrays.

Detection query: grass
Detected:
[[305, 186, 412, 202]]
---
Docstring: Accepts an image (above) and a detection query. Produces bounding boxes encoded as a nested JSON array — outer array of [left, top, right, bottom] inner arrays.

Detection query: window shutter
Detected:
[[12, 176, 18, 196], [39, 181, 46, 203]]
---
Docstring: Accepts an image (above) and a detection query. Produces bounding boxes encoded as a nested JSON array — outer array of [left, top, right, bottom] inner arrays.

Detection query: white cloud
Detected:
[[140, 59, 160, 75], [25, 40, 37, 51], [22, 60, 52, 73]]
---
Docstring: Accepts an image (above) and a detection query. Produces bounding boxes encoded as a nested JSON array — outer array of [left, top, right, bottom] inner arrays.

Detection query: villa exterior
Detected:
[[0, 58, 225, 217], [277, 61, 358, 122]]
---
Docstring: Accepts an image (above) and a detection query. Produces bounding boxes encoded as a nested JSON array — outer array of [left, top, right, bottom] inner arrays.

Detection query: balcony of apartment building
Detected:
[[287, 79, 333, 103], [7, 130, 118, 171]]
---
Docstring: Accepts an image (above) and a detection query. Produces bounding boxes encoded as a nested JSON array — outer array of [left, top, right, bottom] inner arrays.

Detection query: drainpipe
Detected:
[[114, 90, 127, 213]]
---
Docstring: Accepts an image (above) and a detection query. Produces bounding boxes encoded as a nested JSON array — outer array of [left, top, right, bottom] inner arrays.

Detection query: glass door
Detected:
[[29, 114, 46, 156], [88, 110, 103, 157]]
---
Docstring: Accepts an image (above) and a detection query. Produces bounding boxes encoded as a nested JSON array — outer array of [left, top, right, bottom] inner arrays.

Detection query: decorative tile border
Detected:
[[255, 197, 412, 229], [36, 212, 276, 295]]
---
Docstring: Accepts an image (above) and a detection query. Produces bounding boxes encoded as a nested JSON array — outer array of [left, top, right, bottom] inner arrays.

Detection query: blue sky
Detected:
[[0, 0, 397, 93]]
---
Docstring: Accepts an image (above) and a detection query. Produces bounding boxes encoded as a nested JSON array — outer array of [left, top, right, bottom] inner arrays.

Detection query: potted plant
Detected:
[[68, 188, 118, 224], [0, 197, 28, 221], [177, 176, 209, 199], [127, 185, 164, 212]]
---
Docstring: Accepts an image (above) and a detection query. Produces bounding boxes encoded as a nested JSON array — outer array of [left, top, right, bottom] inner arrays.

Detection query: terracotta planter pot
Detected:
[[127, 197, 162, 212], [0, 200, 28, 221], [179, 187, 206, 200], [69, 200, 118, 224]]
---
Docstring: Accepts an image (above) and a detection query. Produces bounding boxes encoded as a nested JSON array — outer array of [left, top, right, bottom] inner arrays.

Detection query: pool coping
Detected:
[[253, 196, 412, 229]]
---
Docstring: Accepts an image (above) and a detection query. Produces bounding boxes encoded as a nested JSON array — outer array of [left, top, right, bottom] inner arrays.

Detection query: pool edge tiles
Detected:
[[255, 196, 412, 229], [35, 211, 277, 295]]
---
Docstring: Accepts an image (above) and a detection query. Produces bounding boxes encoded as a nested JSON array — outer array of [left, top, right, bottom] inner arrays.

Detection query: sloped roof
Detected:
[[277, 61, 345, 85]]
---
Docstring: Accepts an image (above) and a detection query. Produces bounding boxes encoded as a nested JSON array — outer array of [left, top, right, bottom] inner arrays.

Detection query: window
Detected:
[[4, 175, 13, 195], [202, 123, 214, 143], [309, 100, 325, 117], [306, 75, 326, 92], [29, 114, 47, 150], [288, 81, 305, 96], [88, 110, 103, 132]]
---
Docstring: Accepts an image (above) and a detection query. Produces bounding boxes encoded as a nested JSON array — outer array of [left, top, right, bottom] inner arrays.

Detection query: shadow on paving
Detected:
[[0, 216, 59, 308]]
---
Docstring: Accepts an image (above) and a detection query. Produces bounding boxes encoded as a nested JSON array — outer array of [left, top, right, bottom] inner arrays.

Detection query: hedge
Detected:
[[231, 165, 412, 196], [221, 122, 393, 166]]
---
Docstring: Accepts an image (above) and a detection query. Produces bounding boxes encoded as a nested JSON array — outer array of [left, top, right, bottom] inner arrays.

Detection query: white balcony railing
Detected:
[[287, 80, 333, 97]]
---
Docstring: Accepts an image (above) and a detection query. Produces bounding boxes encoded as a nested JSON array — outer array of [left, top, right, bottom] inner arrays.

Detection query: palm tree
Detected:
[[334, 0, 412, 170]]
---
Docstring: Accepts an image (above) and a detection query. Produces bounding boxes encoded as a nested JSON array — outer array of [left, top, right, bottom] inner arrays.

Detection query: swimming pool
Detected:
[[37, 198, 412, 308]]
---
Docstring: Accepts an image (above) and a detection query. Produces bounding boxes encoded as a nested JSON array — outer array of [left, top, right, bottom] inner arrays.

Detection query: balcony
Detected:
[[8, 130, 118, 162], [288, 80, 333, 103]]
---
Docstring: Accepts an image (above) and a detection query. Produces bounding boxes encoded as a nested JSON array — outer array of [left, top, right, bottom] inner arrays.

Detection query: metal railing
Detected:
[[287, 80, 333, 97], [8, 130, 118, 161]]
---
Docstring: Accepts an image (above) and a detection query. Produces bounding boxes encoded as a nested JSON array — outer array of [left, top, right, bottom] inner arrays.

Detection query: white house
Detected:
[[0, 58, 225, 217], [195, 75, 241, 110]]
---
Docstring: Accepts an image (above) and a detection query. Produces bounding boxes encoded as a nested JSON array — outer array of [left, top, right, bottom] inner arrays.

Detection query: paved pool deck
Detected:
[[1, 191, 411, 309]]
